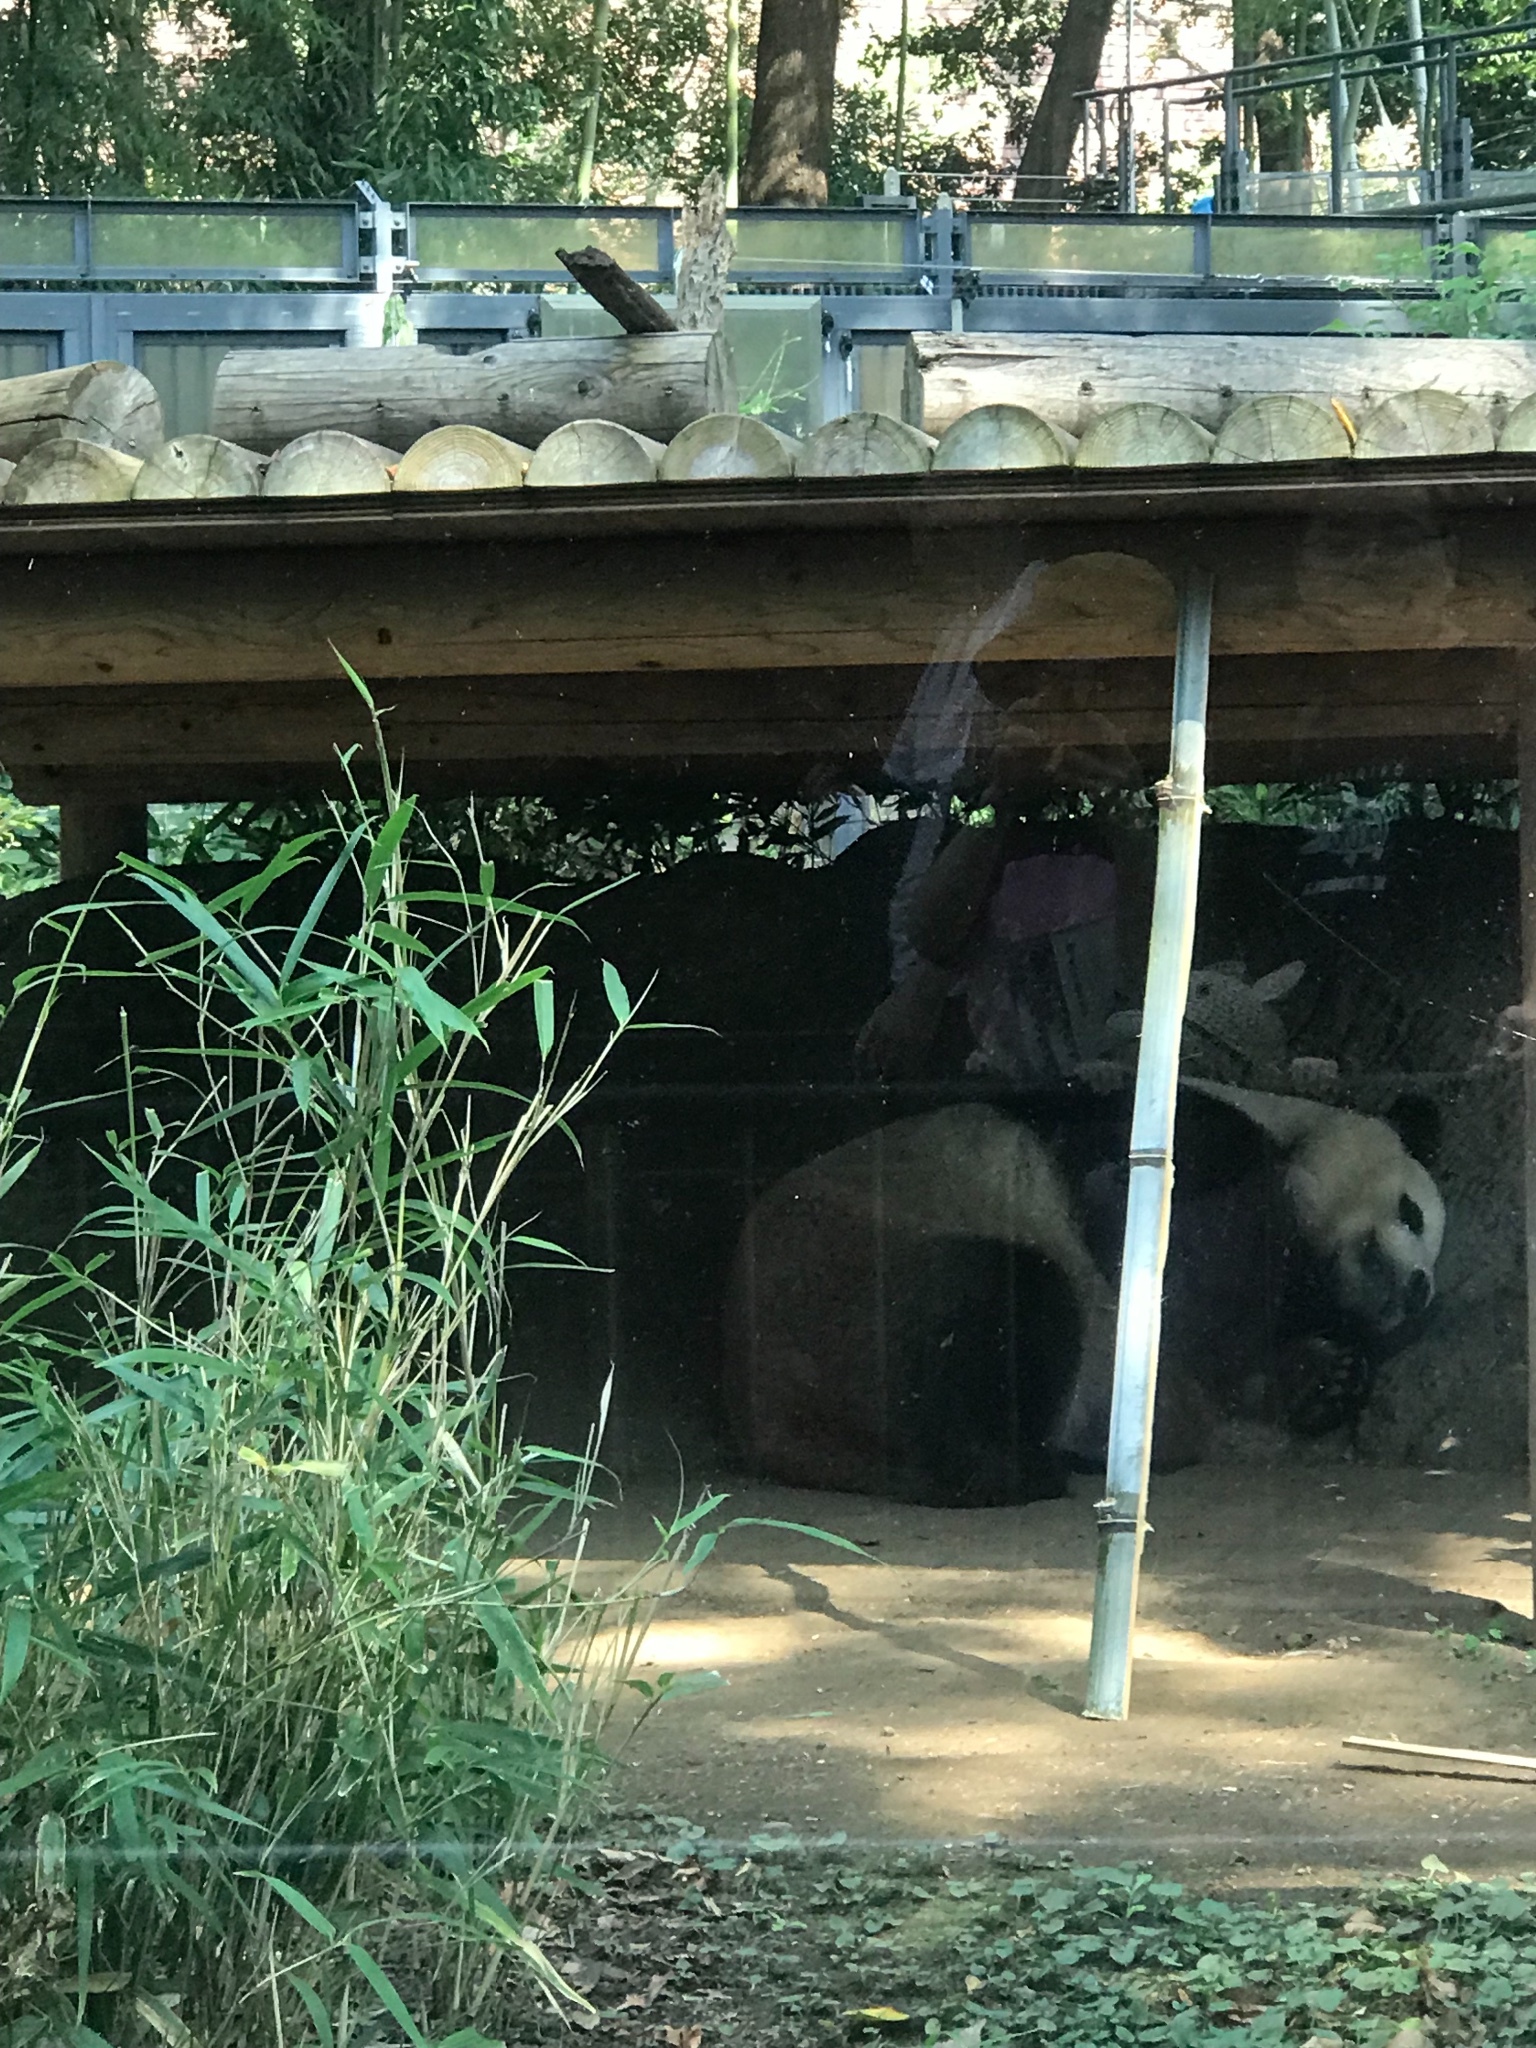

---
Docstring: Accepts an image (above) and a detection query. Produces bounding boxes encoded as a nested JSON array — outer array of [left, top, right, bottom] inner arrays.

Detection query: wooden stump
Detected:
[[1353, 389, 1496, 459], [394, 425, 532, 491], [1075, 404, 1215, 468], [933, 403, 1075, 471], [132, 434, 267, 499], [799, 411, 936, 477], [1498, 392, 1536, 452], [3, 439, 144, 504], [212, 333, 736, 454], [0, 360, 163, 464], [262, 431, 399, 496], [1213, 394, 1354, 464], [524, 420, 664, 487], [660, 413, 798, 480]]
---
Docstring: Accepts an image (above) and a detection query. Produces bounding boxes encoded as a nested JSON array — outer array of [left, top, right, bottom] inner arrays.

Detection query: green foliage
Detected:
[[0, 0, 716, 200], [498, 1827, 1536, 2044], [0, 703, 851, 2047], [1404, 235, 1536, 340]]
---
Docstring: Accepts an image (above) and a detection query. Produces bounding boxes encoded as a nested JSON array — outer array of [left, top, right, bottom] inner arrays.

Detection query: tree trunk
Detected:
[[740, 0, 840, 206], [212, 335, 734, 453], [1017, 0, 1119, 191]]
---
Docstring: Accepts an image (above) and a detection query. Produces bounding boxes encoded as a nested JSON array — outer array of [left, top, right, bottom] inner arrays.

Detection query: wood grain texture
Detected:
[[3, 440, 144, 504], [211, 333, 736, 453], [0, 648, 1518, 801], [1213, 395, 1354, 465], [903, 331, 1536, 438], [0, 361, 163, 463], [132, 435, 267, 500]]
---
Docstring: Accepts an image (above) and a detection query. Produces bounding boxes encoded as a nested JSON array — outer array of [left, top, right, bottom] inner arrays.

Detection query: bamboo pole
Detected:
[[575, 0, 613, 205], [1521, 676, 1536, 1623], [1082, 565, 1215, 1724]]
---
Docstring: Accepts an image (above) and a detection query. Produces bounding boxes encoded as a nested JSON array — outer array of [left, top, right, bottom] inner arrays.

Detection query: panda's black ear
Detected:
[[1385, 1092, 1441, 1165]]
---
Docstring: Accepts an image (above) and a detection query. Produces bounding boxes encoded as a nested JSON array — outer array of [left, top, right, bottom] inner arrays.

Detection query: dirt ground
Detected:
[[591, 1463, 1536, 1888]]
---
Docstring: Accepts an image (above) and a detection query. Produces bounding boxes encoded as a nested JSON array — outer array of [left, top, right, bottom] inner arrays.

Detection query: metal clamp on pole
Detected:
[[1082, 565, 1215, 1725]]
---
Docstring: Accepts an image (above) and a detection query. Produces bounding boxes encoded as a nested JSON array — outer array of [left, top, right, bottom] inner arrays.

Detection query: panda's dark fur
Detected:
[[721, 1082, 1444, 1508]]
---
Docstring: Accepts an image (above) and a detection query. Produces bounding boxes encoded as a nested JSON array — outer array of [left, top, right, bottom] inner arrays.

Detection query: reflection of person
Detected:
[[856, 786, 1120, 1085]]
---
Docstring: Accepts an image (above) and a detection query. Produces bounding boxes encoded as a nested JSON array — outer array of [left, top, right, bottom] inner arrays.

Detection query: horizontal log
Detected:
[[263, 432, 398, 496], [132, 434, 266, 500], [211, 333, 735, 453], [3, 490, 1536, 690], [903, 331, 1536, 438], [0, 649, 1519, 801], [394, 424, 530, 492], [1354, 388, 1496, 460], [4, 440, 143, 504], [0, 360, 163, 464]]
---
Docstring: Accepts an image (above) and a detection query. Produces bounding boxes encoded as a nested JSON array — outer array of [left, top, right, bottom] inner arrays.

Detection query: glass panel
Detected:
[[414, 325, 515, 355], [541, 292, 825, 434], [136, 331, 342, 438], [1211, 222, 1427, 279], [0, 204, 77, 271], [730, 209, 908, 275], [0, 335, 55, 378], [92, 207, 351, 276], [413, 210, 660, 277], [970, 216, 1197, 275]]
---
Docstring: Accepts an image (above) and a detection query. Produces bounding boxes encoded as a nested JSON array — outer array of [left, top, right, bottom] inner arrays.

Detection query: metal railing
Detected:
[[1079, 9, 1536, 215]]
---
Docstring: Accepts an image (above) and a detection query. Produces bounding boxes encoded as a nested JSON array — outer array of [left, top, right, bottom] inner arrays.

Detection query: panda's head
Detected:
[[1188, 1082, 1445, 1347]]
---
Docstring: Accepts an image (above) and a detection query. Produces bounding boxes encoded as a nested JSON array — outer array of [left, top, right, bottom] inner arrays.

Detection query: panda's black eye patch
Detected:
[[1399, 1192, 1425, 1235]]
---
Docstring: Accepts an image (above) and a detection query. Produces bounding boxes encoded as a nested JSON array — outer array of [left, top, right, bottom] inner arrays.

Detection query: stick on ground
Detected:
[[1344, 1735, 1536, 1772]]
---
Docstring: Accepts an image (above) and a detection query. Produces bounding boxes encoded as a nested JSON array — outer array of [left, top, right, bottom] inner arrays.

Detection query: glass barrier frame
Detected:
[[0, 199, 362, 285]]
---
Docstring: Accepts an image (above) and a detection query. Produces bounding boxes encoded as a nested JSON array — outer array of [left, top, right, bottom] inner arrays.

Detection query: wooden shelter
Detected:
[[2, 457, 1535, 845], [2, 456, 1535, 1649]]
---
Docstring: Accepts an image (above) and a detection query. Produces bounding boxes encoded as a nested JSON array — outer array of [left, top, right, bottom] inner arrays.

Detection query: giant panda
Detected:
[[720, 1081, 1445, 1508]]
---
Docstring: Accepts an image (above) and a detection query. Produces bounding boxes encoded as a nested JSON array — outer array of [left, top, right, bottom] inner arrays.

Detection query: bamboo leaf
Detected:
[[244, 1870, 339, 1941], [0, 1600, 31, 1703], [533, 974, 555, 1060], [362, 799, 418, 912], [601, 959, 631, 1025], [291, 1975, 337, 2048], [345, 1942, 428, 2048]]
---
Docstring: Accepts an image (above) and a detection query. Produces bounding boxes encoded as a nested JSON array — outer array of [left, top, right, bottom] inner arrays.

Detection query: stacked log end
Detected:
[[263, 432, 400, 497], [133, 434, 267, 500], [799, 412, 936, 477], [4, 441, 143, 505]]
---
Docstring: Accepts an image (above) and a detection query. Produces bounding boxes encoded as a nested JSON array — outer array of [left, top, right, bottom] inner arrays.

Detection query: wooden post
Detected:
[[1082, 565, 1214, 1722], [1520, 678, 1536, 1621], [59, 801, 148, 880]]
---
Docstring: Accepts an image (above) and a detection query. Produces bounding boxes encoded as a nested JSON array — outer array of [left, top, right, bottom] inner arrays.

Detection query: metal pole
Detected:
[[1082, 567, 1214, 1725], [724, 0, 740, 206], [893, 0, 911, 190], [1330, 55, 1347, 212]]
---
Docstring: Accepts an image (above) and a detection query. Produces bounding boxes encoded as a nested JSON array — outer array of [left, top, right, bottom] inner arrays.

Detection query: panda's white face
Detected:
[[1186, 1082, 1446, 1341], [1281, 1110, 1444, 1336]]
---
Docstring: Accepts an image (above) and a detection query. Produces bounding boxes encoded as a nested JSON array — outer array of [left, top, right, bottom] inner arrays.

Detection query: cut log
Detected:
[[0, 360, 163, 466], [211, 334, 735, 455], [3, 439, 144, 504], [932, 402, 1075, 471], [798, 411, 936, 477], [902, 331, 1536, 439], [1498, 392, 1536, 452], [1213, 394, 1354, 465], [524, 420, 664, 487], [1354, 389, 1496, 460], [0, 458, 14, 494], [262, 431, 399, 497], [660, 413, 798, 480], [1075, 404, 1214, 468], [131, 434, 267, 500], [556, 244, 676, 334], [393, 425, 532, 492]]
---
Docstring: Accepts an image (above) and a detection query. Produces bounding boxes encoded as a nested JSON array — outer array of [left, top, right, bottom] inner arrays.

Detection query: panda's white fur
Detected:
[[1185, 1079, 1444, 1334], [724, 1079, 1446, 1501]]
